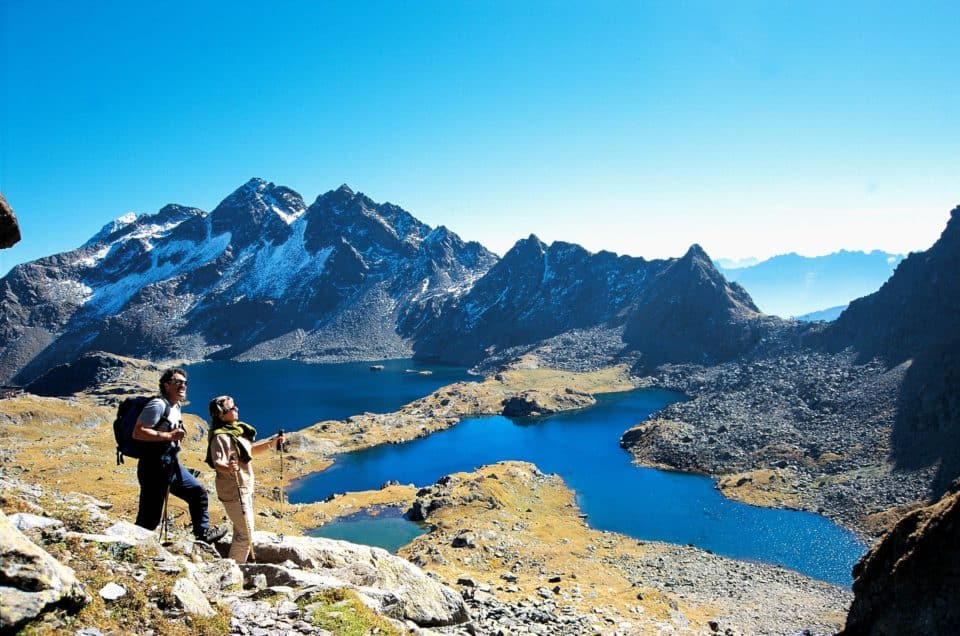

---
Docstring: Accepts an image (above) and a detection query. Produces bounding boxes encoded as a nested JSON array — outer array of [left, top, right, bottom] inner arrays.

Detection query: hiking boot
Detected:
[[195, 525, 227, 544]]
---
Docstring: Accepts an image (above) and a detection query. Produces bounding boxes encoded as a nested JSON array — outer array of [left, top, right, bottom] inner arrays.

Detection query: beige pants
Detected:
[[219, 490, 254, 563]]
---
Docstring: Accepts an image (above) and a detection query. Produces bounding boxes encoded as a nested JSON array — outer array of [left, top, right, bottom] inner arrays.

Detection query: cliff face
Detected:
[[816, 205, 960, 494], [841, 480, 960, 636], [822, 205, 960, 364]]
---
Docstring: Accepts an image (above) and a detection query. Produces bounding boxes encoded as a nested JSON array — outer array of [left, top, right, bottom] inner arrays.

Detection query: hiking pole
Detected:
[[229, 439, 255, 562], [160, 483, 172, 543], [160, 459, 176, 544], [277, 429, 285, 519]]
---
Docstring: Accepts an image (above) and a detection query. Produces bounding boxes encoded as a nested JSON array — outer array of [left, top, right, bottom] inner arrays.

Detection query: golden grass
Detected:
[[716, 469, 808, 509]]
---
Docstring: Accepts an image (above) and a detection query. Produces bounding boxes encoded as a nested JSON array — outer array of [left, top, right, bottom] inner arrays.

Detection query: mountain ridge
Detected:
[[0, 180, 498, 384], [1, 180, 770, 385]]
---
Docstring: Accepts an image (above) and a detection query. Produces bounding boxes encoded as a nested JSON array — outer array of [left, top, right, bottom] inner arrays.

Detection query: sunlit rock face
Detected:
[[841, 480, 960, 636]]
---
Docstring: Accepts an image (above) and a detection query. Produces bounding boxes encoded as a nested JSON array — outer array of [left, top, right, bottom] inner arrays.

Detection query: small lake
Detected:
[[181, 359, 478, 438], [289, 387, 867, 587], [309, 508, 430, 554]]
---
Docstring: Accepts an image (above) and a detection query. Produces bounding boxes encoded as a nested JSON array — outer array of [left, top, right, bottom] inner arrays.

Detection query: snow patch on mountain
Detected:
[[88, 233, 230, 315], [48, 280, 93, 305], [271, 204, 301, 224], [73, 245, 112, 269], [82, 212, 139, 247], [237, 223, 332, 299]]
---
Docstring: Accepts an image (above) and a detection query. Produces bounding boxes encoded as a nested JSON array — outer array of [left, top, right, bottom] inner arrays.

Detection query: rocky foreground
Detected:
[[1, 475, 467, 635]]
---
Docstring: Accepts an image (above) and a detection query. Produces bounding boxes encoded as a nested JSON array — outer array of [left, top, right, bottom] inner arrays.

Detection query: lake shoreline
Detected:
[[0, 353, 861, 633]]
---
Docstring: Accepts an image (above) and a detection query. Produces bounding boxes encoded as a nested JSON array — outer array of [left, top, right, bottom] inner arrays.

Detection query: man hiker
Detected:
[[132, 367, 226, 544]]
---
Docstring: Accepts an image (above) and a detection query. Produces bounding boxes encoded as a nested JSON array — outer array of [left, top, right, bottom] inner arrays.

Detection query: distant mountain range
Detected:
[[0, 179, 760, 384], [716, 251, 905, 319]]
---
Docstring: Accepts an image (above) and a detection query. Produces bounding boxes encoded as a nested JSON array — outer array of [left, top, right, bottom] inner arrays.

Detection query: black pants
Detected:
[[135, 452, 209, 537]]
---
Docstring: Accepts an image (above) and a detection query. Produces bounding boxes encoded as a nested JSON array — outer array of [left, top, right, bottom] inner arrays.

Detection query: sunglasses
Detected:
[[169, 379, 188, 387]]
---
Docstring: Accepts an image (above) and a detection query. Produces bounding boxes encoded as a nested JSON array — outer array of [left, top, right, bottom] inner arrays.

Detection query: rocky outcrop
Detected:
[[841, 480, 960, 635], [500, 387, 595, 417], [0, 509, 89, 633], [252, 533, 468, 627], [0, 193, 20, 249], [25, 351, 128, 396], [0, 476, 469, 634], [22, 350, 162, 398]]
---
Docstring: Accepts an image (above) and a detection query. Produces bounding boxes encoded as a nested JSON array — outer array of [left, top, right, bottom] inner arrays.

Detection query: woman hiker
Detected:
[[205, 395, 285, 563]]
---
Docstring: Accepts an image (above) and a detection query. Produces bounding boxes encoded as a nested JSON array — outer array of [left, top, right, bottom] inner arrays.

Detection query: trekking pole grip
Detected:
[[276, 429, 285, 450]]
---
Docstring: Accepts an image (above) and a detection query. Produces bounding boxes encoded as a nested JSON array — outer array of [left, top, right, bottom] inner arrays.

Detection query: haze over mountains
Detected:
[[716, 251, 904, 319]]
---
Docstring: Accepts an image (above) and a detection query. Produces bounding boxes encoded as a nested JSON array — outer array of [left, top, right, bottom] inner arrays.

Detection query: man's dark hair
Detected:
[[159, 367, 188, 394]]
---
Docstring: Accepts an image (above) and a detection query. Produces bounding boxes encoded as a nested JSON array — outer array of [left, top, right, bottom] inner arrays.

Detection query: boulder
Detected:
[[250, 533, 469, 627], [171, 578, 216, 618], [0, 509, 89, 632], [191, 560, 244, 595], [103, 521, 156, 544], [0, 193, 20, 249]]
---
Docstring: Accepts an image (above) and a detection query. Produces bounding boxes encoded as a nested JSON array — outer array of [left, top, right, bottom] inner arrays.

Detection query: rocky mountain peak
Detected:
[[621, 243, 762, 368], [303, 188, 431, 258], [501, 234, 548, 262], [680, 243, 713, 267], [210, 178, 305, 246]]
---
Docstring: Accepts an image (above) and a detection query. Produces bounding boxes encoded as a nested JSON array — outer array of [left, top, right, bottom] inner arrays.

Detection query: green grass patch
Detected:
[[299, 588, 400, 636]]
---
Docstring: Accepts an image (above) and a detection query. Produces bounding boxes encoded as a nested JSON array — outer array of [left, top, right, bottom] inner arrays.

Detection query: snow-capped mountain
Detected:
[[0, 179, 498, 383], [0, 178, 773, 385]]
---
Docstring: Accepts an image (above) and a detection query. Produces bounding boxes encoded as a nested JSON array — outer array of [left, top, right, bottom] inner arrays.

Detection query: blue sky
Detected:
[[2, 1, 958, 276]]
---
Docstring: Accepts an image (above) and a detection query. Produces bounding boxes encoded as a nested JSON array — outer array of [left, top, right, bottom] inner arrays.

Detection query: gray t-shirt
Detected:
[[139, 398, 183, 444]]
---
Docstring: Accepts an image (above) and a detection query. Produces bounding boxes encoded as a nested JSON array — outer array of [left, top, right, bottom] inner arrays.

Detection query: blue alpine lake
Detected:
[[181, 359, 478, 438], [288, 386, 867, 587]]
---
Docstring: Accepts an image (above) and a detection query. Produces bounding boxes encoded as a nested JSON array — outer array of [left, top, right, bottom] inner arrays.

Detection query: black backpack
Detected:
[[113, 396, 170, 465]]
